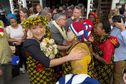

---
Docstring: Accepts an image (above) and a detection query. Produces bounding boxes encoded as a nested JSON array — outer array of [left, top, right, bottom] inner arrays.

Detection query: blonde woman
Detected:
[[22, 16, 84, 83]]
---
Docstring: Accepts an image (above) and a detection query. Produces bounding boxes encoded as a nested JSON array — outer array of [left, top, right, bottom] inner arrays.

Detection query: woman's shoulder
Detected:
[[6, 25, 11, 29], [18, 24, 23, 29], [23, 39, 39, 48], [5, 25, 12, 32]]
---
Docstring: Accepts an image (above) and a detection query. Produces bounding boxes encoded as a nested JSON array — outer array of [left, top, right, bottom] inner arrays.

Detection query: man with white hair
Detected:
[[49, 13, 71, 50], [49, 13, 73, 78]]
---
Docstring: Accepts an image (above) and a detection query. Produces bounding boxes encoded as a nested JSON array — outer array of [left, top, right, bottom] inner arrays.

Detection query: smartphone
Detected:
[[112, 15, 125, 23]]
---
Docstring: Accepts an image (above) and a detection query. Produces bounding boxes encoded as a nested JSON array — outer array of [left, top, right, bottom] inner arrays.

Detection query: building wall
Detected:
[[97, 0, 112, 21]]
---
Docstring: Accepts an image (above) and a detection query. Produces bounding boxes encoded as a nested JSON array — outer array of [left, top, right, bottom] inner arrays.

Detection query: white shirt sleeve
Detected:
[[5, 26, 10, 35]]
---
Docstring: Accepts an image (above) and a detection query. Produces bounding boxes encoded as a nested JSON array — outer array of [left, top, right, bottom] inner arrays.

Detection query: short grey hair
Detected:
[[53, 13, 66, 20], [74, 5, 83, 13]]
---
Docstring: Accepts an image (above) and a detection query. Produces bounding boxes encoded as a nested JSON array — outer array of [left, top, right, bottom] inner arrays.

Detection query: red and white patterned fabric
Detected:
[[0, 26, 4, 37], [69, 19, 94, 41]]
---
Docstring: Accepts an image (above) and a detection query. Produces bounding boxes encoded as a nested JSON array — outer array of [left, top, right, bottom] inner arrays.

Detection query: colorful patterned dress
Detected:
[[26, 55, 55, 84], [24, 39, 56, 84], [90, 33, 114, 84], [23, 39, 72, 84]]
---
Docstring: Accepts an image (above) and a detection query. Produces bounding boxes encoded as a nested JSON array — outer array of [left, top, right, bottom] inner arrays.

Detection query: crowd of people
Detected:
[[0, 3, 126, 84]]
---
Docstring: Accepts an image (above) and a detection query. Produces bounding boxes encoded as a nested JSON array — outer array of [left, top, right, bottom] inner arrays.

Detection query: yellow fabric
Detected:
[[0, 20, 4, 27], [70, 43, 91, 74], [0, 30, 12, 64]]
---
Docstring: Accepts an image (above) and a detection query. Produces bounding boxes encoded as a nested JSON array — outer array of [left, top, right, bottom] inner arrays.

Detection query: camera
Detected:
[[112, 15, 125, 23]]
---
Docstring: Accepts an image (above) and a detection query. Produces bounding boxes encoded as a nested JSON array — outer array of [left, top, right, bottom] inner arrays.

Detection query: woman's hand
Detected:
[[116, 19, 125, 31], [13, 40, 22, 45], [65, 44, 71, 49], [88, 35, 94, 42], [94, 54, 107, 63], [49, 50, 85, 67], [14, 42, 21, 45], [67, 50, 85, 61]]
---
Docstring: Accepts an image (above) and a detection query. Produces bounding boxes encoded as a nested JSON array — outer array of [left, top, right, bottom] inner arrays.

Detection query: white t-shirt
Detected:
[[6, 24, 24, 39]]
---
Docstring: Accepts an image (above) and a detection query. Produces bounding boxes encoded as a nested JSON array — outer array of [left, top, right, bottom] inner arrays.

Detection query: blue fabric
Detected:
[[82, 77, 101, 84], [110, 27, 126, 61], [6, 13, 17, 21], [57, 74, 101, 84], [58, 75, 65, 84], [66, 74, 76, 84], [78, 35, 83, 41], [11, 55, 20, 65], [58, 74, 76, 84], [84, 30, 88, 39], [83, 22, 93, 40]]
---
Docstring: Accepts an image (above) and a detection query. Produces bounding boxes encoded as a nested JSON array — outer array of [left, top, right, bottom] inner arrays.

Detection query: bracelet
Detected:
[[95, 55, 99, 58]]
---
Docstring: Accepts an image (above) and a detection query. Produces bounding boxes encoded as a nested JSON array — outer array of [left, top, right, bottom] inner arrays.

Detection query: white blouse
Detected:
[[6, 24, 24, 39]]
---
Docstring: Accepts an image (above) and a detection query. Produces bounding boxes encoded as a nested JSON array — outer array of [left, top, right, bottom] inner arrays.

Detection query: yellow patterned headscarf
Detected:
[[22, 16, 48, 29]]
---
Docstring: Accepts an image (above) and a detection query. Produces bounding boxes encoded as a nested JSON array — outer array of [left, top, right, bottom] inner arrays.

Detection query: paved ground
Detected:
[[10, 73, 30, 84]]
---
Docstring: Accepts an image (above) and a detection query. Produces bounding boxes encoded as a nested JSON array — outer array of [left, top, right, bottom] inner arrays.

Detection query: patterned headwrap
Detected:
[[69, 19, 94, 41], [6, 13, 17, 21], [88, 12, 99, 24]]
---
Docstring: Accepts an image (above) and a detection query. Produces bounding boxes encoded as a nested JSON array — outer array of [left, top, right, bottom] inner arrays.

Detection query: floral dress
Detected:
[[90, 33, 114, 84], [23, 39, 56, 84], [23, 38, 72, 84], [26, 55, 55, 84]]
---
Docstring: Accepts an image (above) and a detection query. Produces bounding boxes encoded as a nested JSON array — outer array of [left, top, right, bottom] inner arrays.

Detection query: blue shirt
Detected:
[[110, 27, 126, 62]]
